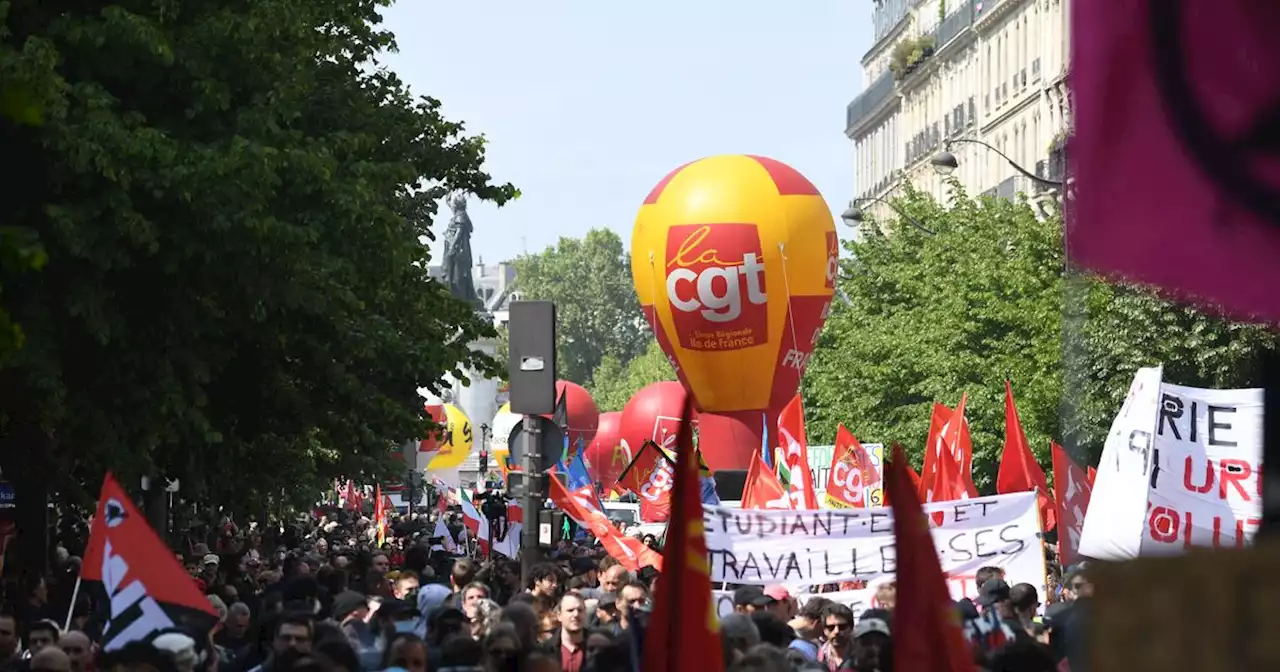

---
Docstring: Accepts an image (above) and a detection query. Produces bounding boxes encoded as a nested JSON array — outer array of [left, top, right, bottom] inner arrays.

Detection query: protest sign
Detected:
[[812, 443, 885, 508], [1080, 367, 1263, 559], [702, 492, 1042, 586]]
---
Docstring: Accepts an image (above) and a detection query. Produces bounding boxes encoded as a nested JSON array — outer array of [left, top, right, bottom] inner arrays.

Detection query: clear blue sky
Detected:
[[380, 2, 872, 263]]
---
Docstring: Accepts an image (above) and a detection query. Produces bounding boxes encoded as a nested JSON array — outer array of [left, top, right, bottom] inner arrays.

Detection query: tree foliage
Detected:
[[804, 183, 1273, 491], [590, 339, 676, 412], [0, 0, 516, 513], [511, 228, 646, 386]]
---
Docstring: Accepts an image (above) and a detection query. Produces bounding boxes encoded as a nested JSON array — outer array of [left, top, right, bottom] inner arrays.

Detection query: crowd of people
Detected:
[[0, 505, 1093, 672]]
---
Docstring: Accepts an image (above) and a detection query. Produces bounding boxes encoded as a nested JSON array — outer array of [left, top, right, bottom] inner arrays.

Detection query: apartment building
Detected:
[[846, 0, 1071, 220]]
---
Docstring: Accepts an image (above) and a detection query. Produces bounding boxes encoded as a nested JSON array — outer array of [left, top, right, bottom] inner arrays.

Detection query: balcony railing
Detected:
[[936, 0, 976, 49], [873, 0, 911, 43], [845, 70, 897, 133]]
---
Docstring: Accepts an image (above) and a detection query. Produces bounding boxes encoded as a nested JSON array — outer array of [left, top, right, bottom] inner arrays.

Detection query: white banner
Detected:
[[1079, 367, 1263, 560], [702, 492, 1044, 586]]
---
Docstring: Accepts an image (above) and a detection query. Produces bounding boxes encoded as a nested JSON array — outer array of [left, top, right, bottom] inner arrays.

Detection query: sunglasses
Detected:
[[825, 621, 852, 632]]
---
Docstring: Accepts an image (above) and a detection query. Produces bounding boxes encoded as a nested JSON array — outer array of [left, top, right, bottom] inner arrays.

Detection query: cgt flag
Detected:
[[82, 473, 219, 651]]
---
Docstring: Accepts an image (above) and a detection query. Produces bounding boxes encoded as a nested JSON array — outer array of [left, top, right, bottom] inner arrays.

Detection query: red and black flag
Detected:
[[82, 473, 219, 651]]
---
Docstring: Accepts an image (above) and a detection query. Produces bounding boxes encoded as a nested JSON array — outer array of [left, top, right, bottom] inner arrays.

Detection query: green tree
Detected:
[[0, 0, 516, 528], [590, 340, 676, 411], [804, 183, 1272, 490], [512, 229, 646, 385]]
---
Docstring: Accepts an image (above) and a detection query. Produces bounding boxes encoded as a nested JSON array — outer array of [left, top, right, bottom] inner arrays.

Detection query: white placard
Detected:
[[1079, 367, 1263, 560], [702, 492, 1044, 587]]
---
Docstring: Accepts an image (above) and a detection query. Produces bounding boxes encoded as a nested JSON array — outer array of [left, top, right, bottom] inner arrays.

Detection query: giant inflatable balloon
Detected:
[[619, 381, 696, 460], [489, 403, 522, 454], [425, 404, 474, 471], [631, 155, 837, 469], [583, 411, 625, 489], [541, 380, 601, 450]]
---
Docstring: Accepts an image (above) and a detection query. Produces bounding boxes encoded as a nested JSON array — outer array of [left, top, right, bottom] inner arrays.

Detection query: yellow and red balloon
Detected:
[[631, 155, 837, 470]]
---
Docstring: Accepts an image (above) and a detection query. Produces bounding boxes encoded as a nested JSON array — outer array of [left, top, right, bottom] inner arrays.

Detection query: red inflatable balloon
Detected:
[[540, 380, 600, 449], [583, 412, 625, 489], [620, 382, 697, 459]]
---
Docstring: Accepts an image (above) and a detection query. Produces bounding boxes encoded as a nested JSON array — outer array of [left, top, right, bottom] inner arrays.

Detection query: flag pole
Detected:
[[63, 575, 82, 631]]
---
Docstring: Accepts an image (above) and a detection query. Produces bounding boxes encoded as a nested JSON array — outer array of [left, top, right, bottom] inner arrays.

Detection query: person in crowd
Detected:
[[216, 603, 254, 655], [719, 613, 762, 669], [538, 591, 586, 672], [379, 633, 426, 672], [787, 597, 830, 661], [817, 603, 857, 670], [590, 593, 620, 634], [479, 624, 522, 671], [448, 560, 478, 603], [1010, 583, 1041, 631], [979, 579, 1016, 622], [27, 646, 69, 672], [596, 564, 628, 596], [854, 617, 892, 671], [26, 621, 60, 658], [55, 632, 90, 672], [248, 613, 313, 672], [0, 613, 21, 671], [465, 599, 501, 641], [732, 586, 770, 615], [150, 634, 197, 672], [460, 582, 490, 610], [389, 572, 419, 601], [872, 581, 896, 612], [526, 564, 559, 601], [749, 611, 793, 649], [760, 585, 796, 621], [496, 604, 539, 657]]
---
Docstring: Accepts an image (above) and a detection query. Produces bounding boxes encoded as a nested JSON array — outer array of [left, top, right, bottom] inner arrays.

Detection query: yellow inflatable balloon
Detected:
[[426, 404, 474, 470], [490, 402, 522, 452]]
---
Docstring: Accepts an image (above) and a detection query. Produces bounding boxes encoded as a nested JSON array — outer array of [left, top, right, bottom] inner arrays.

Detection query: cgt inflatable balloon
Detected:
[[631, 155, 837, 469], [583, 411, 625, 490], [541, 380, 601, 450], [426, 404, 474, 471]]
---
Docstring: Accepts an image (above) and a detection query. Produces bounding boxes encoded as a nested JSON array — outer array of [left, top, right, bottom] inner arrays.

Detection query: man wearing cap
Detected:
[[334, 590, 381, 670], [978, 579, 1014, 621], [570, 558, 599, 598], [854, 618, 891, 671], [761, 585, 796, 621], [732, 586, 771, 614]]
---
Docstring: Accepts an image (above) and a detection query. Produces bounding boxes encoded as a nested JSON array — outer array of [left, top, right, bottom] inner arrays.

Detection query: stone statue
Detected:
[[443, 191, 479, 308]]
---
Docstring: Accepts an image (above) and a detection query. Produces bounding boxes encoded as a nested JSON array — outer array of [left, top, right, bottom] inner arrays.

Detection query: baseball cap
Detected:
[[978, 579, 1011, 606], [332, 590, 368, 620], [202, 553, 220, 566], [762, 585, 792, 602], [733, 585, 770, 608], [570, 557, 597, 575], [855, 618, 891, 638]]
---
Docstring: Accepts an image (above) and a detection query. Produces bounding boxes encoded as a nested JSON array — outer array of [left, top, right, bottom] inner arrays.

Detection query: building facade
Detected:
[[846, 0, 1071, 222]]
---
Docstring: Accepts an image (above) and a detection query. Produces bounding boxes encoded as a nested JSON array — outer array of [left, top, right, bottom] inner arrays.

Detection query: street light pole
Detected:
[[841, 196, 936, 235], [930, 137, 1064, 189]]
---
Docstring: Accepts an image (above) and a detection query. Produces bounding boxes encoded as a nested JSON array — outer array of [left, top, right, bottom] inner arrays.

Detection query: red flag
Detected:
[[884, 446, 978, 672], [643, 396, 723, 672], [742, 455, 793, 510], [997, 381, 1056, 531], [1087, 466, 1097, 486], [82, 473, 218, 651], [549, 476, 661, 572], [616, 442, 676, 523], [824, 425, 878, 509], [919, 398, 976, 500], [1052, 443, 1095, 567], [777, 395, 819, 509]]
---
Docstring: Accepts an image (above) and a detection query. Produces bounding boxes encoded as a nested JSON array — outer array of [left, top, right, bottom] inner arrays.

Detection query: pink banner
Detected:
[[1071, 0, 1280, 323]]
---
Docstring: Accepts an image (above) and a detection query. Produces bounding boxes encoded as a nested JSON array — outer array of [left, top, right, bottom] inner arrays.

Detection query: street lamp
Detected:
[[931, 138, 1064, 188], [841, 197, 936, 236]]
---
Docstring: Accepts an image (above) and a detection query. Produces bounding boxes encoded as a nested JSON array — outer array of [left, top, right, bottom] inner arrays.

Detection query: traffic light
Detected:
[[478, 450, 489, 474]]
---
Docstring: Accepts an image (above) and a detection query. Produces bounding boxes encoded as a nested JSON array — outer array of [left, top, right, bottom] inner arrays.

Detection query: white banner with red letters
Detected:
[[1079, 366, 1263, 560]]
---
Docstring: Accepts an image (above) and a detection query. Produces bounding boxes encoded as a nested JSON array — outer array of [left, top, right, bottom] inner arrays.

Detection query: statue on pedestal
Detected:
[[443, 192, 480, 309]]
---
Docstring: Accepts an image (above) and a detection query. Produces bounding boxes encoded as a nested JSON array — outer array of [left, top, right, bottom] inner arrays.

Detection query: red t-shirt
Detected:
[[560, 640, 586, 672]]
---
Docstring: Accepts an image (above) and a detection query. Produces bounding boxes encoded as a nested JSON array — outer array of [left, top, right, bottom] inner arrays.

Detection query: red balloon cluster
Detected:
[[620, 381, 696, 457], [540, 380, 600, 449], [583, 412, 624, 490]]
